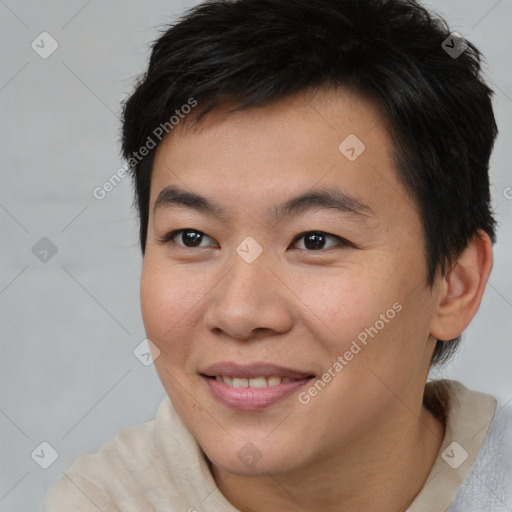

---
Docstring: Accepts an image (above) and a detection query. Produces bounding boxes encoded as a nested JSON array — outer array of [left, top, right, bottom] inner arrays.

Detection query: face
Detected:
[[141, 88, 440, 476]]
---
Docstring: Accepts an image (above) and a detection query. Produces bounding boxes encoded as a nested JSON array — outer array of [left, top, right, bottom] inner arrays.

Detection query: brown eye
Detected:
[[291, 231, 351, 251], [161, 229, 217, 248]]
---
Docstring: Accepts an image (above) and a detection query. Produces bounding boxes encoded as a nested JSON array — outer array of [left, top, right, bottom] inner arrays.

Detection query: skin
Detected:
[[140, 87, 493, 511]]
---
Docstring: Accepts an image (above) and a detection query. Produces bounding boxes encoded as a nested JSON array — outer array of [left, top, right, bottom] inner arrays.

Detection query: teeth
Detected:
[[232, 377, 249, 388], [214, 376, 298, 388], [248, 377, 267, 388], [267, 376, 282, 387]]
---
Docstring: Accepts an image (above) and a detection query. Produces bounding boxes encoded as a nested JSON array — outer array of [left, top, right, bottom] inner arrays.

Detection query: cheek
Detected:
[[301, 260, 430, 379], [140, 256, 200, 409], [140, 252, 221, 368], [140, 254, 198, 335], [140, 255, 191, 360], [291, 265, 398, 352], [140, 258, 169, 340]]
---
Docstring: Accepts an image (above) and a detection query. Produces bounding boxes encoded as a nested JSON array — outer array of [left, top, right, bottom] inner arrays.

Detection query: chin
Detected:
[[204, 445, 292, 477], [199, 431, 307, 477]]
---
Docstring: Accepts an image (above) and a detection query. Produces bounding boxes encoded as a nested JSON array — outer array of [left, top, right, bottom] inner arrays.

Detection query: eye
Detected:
[[290, 231, 352, 251], [160, 229, 218, 248], [159, 229, 353, 251]]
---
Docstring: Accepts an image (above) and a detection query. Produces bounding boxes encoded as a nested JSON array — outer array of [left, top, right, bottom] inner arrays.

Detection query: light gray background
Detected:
[[0, 0, 511, 510]]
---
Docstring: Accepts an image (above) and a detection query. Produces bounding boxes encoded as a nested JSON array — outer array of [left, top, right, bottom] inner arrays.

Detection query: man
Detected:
[[44, 0, 512, 510]]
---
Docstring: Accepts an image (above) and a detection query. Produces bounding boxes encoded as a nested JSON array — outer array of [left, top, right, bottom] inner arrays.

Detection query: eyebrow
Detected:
[[153, 185, 374, 222]]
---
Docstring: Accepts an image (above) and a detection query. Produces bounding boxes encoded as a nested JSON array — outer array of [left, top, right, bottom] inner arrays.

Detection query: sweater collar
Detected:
[[406, 379, 497, 511]]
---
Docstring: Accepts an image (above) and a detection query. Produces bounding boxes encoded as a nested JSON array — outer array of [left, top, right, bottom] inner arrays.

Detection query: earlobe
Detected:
[[430, 230, 493, 342]]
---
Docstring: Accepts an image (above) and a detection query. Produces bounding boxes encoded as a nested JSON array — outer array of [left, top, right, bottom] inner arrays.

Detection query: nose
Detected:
[[203, 246, 294, 341]]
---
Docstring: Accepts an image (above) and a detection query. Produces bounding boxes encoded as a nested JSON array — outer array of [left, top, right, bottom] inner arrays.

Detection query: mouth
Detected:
[[206, 375, 302, 388], [200, 362, 315, 410]]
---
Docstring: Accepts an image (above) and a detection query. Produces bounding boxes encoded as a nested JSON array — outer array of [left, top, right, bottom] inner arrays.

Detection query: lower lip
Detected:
[[203, 376, 313, 410]]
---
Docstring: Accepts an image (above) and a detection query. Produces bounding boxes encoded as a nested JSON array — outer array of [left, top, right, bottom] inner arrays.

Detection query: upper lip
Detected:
[[200, 361, 314, 379]]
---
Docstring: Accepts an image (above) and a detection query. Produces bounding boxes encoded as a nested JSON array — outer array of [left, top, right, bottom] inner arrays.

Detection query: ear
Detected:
[[430, 230, 493, 341]]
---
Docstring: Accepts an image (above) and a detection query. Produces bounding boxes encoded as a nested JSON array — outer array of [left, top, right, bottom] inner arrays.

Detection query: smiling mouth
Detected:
[[201, 373, 315, 410], [204, 375, 314, 388], [199, 361, 316, 409]]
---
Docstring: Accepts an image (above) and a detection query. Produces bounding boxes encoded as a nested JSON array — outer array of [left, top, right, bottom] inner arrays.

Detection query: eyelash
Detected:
[[158, 229, 355, 251]]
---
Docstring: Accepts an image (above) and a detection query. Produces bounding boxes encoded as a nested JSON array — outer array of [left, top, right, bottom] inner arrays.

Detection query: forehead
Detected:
[[149, 88, 416, 224]]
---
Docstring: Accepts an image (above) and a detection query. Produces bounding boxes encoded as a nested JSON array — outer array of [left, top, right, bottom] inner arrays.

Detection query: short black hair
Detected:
[[120, 0, 498, 367]]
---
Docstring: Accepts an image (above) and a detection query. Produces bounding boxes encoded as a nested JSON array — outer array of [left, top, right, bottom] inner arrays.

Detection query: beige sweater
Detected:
[[44, 379, 509, 511]]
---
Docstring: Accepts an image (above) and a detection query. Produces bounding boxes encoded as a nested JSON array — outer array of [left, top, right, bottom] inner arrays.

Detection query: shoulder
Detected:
[[43, 398, 171, 511]]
